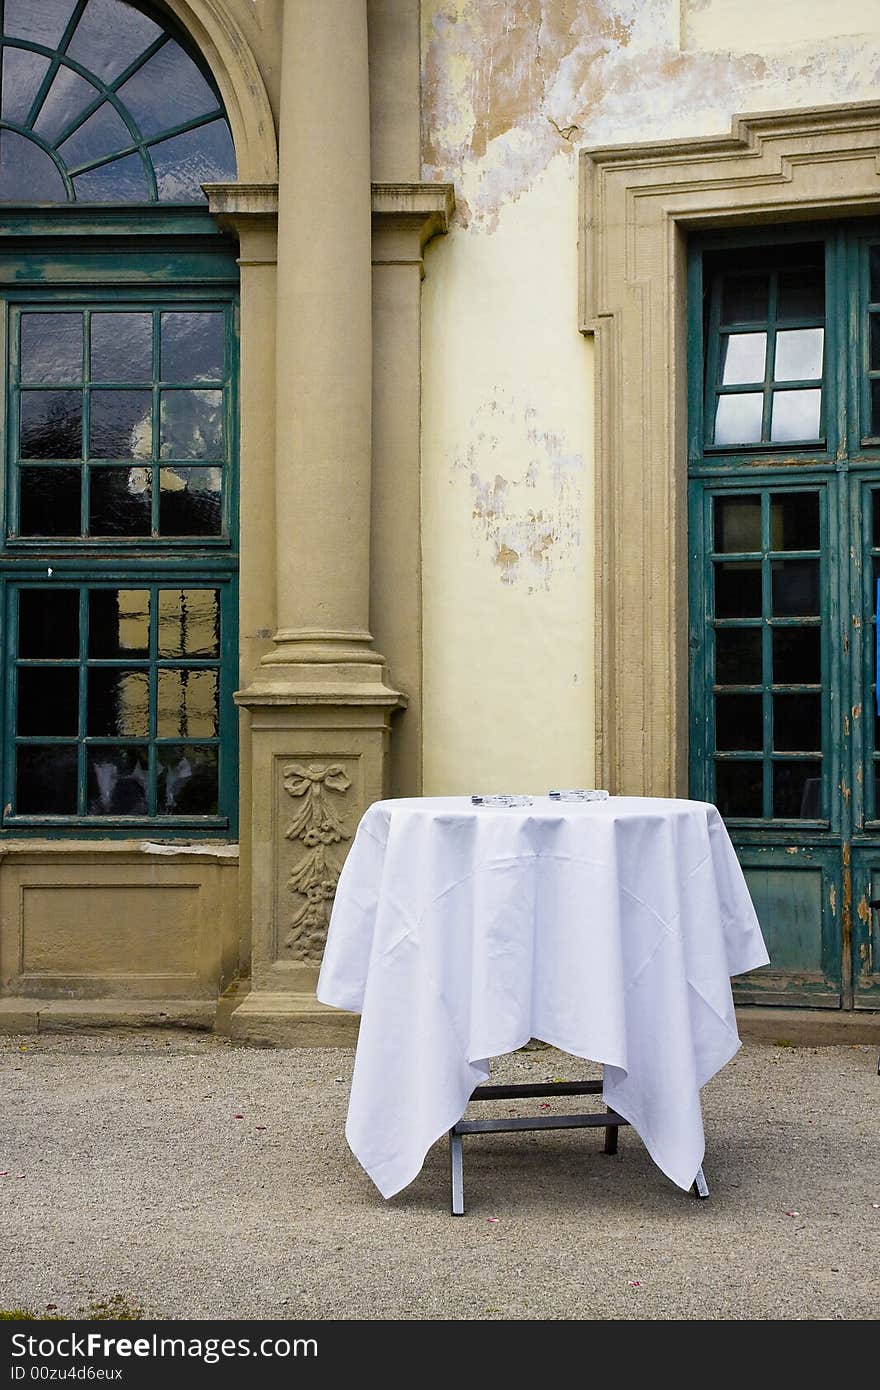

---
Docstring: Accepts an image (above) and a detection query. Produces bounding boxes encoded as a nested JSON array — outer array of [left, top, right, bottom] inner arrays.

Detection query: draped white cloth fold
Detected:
[[317, 796, 769, 1199]]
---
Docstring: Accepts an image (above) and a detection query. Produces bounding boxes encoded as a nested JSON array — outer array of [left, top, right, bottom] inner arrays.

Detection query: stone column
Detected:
[[231, 0, 402, 1044]]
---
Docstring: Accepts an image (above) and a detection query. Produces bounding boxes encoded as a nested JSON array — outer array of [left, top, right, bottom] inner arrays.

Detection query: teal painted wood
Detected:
[[0, 226, 239, 840]]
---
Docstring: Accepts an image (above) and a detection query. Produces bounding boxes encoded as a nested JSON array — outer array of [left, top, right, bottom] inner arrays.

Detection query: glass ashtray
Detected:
[[548, 789, 610, 801], [470, 794, 534, 807]]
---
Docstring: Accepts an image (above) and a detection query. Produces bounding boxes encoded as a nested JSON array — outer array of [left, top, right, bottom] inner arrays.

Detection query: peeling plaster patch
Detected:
[[422, 0, 880, 228], [453, 392, 582, 589]]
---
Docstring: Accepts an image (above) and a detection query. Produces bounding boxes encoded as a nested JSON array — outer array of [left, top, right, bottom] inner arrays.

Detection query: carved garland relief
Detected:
[[281, 763, 352, 961]]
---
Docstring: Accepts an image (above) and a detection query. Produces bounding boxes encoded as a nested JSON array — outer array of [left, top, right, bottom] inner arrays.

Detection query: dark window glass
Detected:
[[18, 589, 79, 658], [118, 42, 218, 137], [20, 314, 82, 384], [715, 693, 763, 751], [777, 269, 824, 321], [89, 390, 152, 458], [91, 313, 152, 382], [33, 67, 97, 143], [87, 668, 149, 737], [772, 627, 821, 685], [870, 315, 880, 372], [86, 746, 149, 816], [157, 745, 218, 815], [1, 47, 51, 124], [57, 103, 132, 168], [72, 154, 151, 203], [871, 246, 880, 304], [715, 561, 762, 618], [715, 760, 763, 817], [871, 379, 880, 438], [715, 627, 762, 685], [88, 589, 150, 659], [19, 391, 82, 459], [0, 131, 67, 203], [159, 466, 221, 535], [773, 760, 822, 818], [16, 745, 78, 815], [19, 467, 81, 536], [714, 495, 761, 553], [161, 312, 224, 381], [720, 274, 769, 324], [66, 0, 162, 83], [150, 120, 236, 201], [160, 391, 223, 459], [771, 559, 819, 617], [770, 493, 820, 551], [773, 693, 822, 752], [17, 667, 78, 735], [89, 467, 152, 536]]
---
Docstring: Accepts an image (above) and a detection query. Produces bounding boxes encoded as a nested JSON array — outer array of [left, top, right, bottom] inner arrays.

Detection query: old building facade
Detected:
[[2, 0, 879, 1038]]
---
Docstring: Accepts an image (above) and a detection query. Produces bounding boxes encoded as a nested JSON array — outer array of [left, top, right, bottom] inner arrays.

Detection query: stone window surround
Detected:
[[579, 101, 880, 801]]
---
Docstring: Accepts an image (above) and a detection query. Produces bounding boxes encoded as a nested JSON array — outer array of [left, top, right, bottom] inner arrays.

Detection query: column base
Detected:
[[227, 988, 358, 1046]]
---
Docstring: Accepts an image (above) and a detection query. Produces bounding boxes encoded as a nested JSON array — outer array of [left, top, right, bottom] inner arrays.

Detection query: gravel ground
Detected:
[[0, 1030, 878, 1321]]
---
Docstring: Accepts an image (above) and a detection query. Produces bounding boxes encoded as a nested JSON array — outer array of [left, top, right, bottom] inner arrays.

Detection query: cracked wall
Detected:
[[420, 0, 880, 794]]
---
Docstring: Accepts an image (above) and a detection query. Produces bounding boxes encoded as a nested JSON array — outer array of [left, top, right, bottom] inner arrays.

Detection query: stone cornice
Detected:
[[203, 181, 279, 229], [370, 181, 455, 246]]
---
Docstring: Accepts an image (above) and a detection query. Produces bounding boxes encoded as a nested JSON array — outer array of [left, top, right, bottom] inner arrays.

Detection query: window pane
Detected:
[[160, 391, 223, 458], [770, 388, 821, 442], [772, 628, 821, 685], [86, 746, 149, 815], [871, 379, 880, 438], [66, 0, 162, 82], [3, 0, 80, 46], [714, 392, 763, 447], [19, 467, 81, 536], [17, 667, 78, 735], [715, 693, 763, 751], [73, 154, 150, 203], [20, 391, 82, 459], [774, 693, 821, 752], [89, 390, 152, 459], [1, 47, 52, 124], [774, 329, 823, 382], [714, 561, 762, 618], [771, 559, 819, 616], [157, 745, 218, 815], [157, 590, 219, 657], [20, 314, 82, 385], [90, 313, 152, 382], [871, 315, 880, 372], [770, 493, 819, 550], [57, 103, 133, 169], [16, 745, 78, 816], [159, 465, 221, 535], [0, 131, 68, 202], [873, 491, 880, 547], [118, 41, 219, 138], [715, 628, 762, 685], [714, 495, 761, 553], [720, 333, 766, 385], [89, 467, 152, 536], [33, 66, 98, 142], [715, 760, 762, 818], [773, 760, 822, 818], [18, 589, 79, 659], [157, 670, 218, 738], [161, 312, 224, 381], [871, 246, 880, 304], [88, 590, 150, 658], [150, 120, 236, 200], [87, 669, 149, 737], [720, 274, 768, 324], [777, 269, 824, 321]]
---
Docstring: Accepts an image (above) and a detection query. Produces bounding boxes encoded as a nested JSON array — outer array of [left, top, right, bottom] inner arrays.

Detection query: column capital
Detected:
[[371, 181, 455, 274]]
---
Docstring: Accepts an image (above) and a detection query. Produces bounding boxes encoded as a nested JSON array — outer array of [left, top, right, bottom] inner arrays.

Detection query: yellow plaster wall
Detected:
[[420, 0, 880, 795]]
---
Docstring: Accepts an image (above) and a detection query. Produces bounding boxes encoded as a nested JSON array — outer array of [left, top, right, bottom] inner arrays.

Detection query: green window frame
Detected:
[[0, 221, 239, 838]]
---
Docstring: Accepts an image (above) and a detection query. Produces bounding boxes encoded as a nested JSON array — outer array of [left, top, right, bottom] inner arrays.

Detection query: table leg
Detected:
[[449, 1128, 465, 1216], [603, 1107, 619, 1155], [692, 1165, 710, 1199]]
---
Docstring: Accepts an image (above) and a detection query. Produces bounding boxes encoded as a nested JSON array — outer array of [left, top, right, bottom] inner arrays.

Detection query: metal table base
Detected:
[[448, 1077, 710, 1215]]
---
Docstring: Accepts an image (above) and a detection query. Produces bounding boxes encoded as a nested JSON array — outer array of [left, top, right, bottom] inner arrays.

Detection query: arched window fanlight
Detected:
[[0, 0, 237, 203]]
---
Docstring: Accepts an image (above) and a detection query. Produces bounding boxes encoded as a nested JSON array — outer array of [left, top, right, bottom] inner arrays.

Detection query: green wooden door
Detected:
[[689, 226, 880, 1009]]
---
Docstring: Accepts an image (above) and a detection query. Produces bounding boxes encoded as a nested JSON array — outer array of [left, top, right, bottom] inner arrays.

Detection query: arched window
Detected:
[[0, 0, 239, 835], [0, 0, 236, 202]]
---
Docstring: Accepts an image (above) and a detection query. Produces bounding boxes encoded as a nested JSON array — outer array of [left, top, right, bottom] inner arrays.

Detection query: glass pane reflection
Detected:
[[88, 589, 150, 658], [714, 392, 763, 447], [157, 589, 219, 657], [773, 760, 822, 818], [89, 390, 152, 459], [771, 559, 820, 616], [161, 312, 224, 381], [715, 760, 762, 818], [774, 329, 823, 382], [714, 495, 761, 553], [19, 391, 82, 458], [160, 391, 223, 459], [16, 745, 78, 815], [770, 389, 821, 442], [721, 333, 766, 385], [157, 745, 218, 815], [769, 493, 819, 551], [90, 313, 152, 382], [20, 314, 82, 384], [157, 669, 218, 738], [87, 668, 149, 737], [89, 467, 152, 536], [86, 746, 149, 816], [159, 466, 221, 535]]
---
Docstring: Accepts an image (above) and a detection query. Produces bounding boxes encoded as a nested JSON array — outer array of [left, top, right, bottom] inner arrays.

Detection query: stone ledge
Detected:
[[735, 1006, 880, 1046], [0, 997, 215, 1034], [227, 991, 358, 1047]]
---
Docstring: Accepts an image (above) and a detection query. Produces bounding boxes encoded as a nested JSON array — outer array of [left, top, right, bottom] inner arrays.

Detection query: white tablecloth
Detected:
[[317, 796, 769, 1199]]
